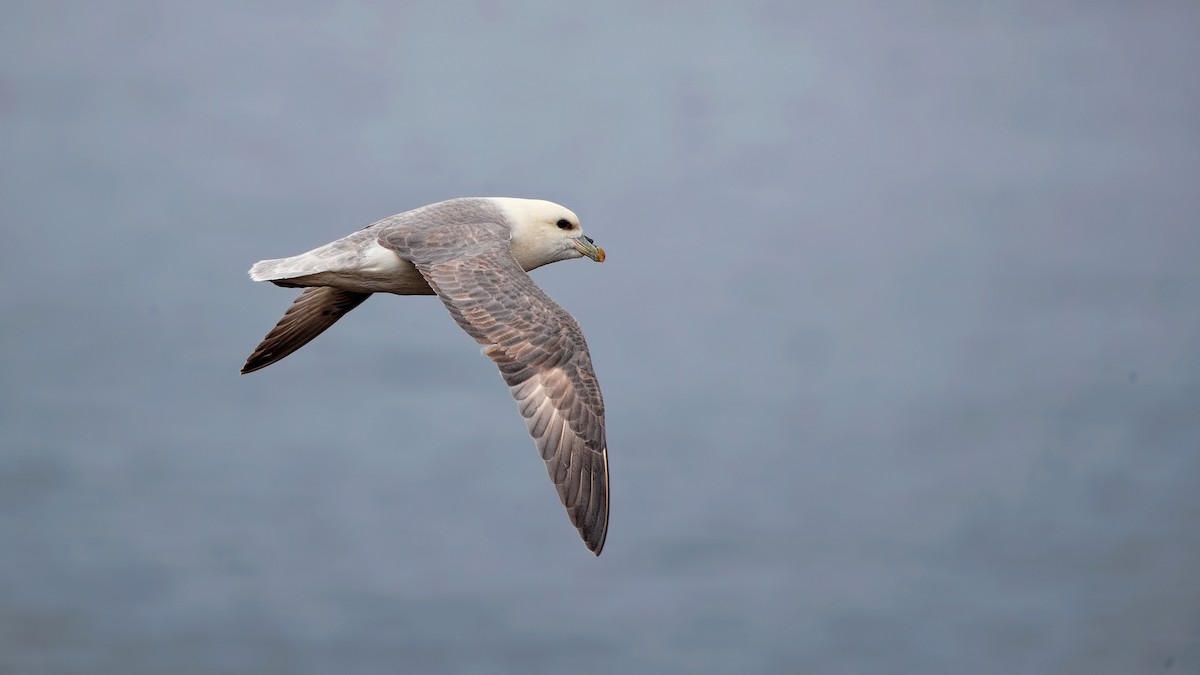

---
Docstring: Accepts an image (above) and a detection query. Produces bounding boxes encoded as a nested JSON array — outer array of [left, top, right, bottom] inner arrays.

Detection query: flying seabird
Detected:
[[242, 197, 609, 554]]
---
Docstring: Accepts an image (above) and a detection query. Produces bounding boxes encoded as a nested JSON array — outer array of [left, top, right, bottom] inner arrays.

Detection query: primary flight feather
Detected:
[[241, 197, 610, 554]]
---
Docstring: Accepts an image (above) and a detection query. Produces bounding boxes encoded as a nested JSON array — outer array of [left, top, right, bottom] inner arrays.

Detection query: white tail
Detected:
[[248, 257, 302, 282]]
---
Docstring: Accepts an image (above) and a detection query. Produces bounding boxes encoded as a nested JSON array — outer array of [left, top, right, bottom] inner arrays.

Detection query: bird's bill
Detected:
[[573, 235, 606, 263]]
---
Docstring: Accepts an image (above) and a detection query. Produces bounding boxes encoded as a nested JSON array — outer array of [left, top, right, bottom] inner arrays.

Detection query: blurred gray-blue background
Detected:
[[3, 2, 1199, 673]]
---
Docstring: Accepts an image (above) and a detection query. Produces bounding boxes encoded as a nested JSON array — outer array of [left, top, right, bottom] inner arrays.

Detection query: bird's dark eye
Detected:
[[556, 218, 572, 230]]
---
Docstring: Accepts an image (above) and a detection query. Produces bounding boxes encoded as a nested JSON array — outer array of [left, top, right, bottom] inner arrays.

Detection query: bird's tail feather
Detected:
[[249, 257, 307, 282]]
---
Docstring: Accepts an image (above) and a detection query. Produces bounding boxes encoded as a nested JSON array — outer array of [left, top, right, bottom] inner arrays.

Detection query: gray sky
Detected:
[[3, 2, 1199, 673]]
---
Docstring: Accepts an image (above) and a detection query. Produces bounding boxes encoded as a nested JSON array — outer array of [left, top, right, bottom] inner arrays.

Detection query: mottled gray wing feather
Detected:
[[379, 223, 609, 554], [242, 287, 371, 374]]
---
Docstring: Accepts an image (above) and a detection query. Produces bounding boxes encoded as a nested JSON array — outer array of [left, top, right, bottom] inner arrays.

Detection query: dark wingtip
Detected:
[[584, 518, 607, 555], [240, 345, 295, 374], [240, 352, 273, 374], [587, 529, 607, 556], [586, 445, 610, 556]]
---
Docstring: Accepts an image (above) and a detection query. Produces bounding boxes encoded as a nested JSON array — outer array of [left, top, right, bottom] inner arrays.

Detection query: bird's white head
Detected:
[[491, 198, 606, 272]]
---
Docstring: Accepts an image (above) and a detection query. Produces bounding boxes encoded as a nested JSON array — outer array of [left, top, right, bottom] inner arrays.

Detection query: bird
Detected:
[[241, 197, 610, 554]]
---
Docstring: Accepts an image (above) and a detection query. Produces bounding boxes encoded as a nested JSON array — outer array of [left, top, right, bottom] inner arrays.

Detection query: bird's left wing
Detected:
[[379, 223, 609, 554]]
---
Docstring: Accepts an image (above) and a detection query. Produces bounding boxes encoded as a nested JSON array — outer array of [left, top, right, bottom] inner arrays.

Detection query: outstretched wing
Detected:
[[379, 223, 609, 554], [242, 287, 371, 374]]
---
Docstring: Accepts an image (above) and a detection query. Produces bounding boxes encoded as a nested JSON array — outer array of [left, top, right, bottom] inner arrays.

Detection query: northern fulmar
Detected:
[[241, 197, 609, 555]]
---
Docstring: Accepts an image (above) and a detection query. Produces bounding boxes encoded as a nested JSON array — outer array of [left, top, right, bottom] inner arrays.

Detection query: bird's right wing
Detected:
[[242, 287, 371, 374]]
